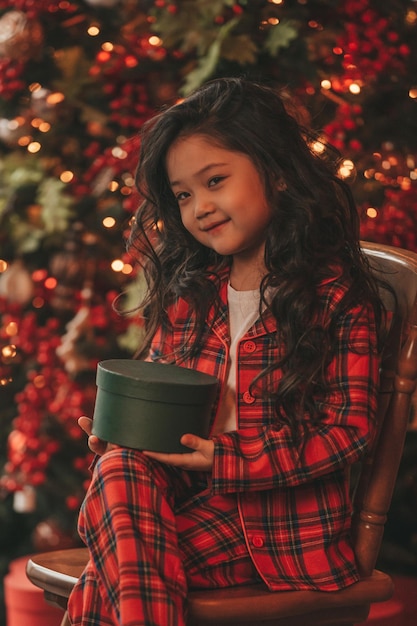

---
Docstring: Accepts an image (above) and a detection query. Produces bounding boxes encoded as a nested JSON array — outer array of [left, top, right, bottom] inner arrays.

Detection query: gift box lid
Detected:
[[96, 359, 219, 406]]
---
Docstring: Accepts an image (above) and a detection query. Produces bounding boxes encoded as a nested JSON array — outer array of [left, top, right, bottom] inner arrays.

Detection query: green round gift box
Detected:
[[92, 359, 219, 453]]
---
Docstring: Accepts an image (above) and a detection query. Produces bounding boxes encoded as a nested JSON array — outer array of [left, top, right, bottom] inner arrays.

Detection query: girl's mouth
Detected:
[[202, 219, 230, 232]]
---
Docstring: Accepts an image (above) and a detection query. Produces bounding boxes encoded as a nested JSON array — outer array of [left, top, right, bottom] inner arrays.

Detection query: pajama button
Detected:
[[252, 536, 264, 548], [243, 391, 255, 404], [243, 340, 256, 353]]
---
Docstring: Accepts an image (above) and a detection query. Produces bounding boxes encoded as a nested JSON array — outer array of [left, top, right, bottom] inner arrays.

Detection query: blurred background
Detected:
[[1, 0, 417, 624]]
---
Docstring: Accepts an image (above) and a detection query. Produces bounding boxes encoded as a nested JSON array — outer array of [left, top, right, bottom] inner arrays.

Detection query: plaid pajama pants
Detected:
[[67, 447, 261, 626]]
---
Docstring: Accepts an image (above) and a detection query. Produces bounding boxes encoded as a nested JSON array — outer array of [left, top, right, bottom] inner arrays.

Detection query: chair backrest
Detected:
[[352, 241, 417, 577]]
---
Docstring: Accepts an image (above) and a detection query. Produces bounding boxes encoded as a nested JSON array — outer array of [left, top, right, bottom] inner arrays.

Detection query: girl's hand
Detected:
[[143, 434, 214, 471], [78, 416, 118, 456]]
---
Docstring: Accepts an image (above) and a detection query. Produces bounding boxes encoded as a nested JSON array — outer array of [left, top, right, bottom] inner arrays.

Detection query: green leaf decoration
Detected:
[[153, 1, 221, 54], [264, 20, 299, 56], [222, 34, 259, 65], [181, 17, 240, 94], [37, 178, 74, 235], [53, 46, 94, 102]]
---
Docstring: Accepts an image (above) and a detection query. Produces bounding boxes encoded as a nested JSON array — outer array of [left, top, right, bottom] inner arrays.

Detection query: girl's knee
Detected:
[[94, 447, 173, 492], [95, 446, 149, 472]]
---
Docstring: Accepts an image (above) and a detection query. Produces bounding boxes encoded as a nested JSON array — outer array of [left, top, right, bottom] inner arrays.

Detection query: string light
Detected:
[[338, 159, 355, 179], [125, 56, 138, 68], [111, 259, 124, 272], [44, 277, 57, 290], [112, 147, 128, 159], [17, 136, 30, 146], [8, 117, 24, 130], [27, 142, 41, 153], [348, 83, 361, 95], [405, 9, 417, 25], [97, 50, 111, 62], [102, 217, 116, 228], [311, 139, 326, 154], [88, 25, 100, 36], [47, 92, 65, 105], [400, 177, 412, 190], [32, 269, 48, 282], [121, 263, 133, 275], [148, 36, 162, 46], [122, 174, 135, 186], [60, 171, 74, 183], [5, 322, 18, 336], [38, 122, 51, 132], [1, 344, 17, 362]]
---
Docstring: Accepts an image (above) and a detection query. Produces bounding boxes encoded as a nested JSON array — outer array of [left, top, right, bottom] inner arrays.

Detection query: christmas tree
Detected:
[[1, 0, 417, 622]]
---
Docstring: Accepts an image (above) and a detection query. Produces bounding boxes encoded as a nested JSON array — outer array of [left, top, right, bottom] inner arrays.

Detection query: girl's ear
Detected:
[[277, 178, 287, 191]]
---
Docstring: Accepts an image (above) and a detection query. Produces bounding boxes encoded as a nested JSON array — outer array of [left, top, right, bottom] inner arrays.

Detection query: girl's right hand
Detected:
[[78, 416, 116, 456]]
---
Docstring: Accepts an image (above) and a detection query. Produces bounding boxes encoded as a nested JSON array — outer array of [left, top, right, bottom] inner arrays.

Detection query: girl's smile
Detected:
[[166, 134, 272, 288]]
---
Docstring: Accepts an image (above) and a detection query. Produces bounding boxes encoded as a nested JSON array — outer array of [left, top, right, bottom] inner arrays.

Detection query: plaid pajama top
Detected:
[[148, 271, 379, 591]]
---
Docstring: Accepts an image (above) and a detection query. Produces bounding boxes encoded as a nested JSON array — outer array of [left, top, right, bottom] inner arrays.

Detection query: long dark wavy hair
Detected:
[[128, 77, 384, 436]]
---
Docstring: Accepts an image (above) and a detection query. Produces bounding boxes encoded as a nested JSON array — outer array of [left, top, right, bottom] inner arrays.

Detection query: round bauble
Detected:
[[0, 10, 43, 61]]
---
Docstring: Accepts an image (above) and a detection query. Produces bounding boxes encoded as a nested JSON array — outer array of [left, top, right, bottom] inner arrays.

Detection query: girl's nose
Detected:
[[194, 194, 215, 219]]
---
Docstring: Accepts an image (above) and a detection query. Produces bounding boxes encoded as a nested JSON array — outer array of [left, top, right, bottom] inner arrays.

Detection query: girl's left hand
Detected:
[[143, 434, 214, 471]]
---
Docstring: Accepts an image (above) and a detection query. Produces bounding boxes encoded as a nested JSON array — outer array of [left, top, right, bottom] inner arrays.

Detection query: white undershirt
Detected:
[[212, 284, 261, 434]]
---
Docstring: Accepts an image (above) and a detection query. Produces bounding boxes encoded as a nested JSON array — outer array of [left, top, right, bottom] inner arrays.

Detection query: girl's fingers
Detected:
[[78, 416, 93, 436], [78, 416, 109, 455]]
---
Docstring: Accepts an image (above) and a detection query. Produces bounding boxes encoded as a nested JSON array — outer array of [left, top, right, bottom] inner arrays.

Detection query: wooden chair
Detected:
[[26, 241, 417, 626]]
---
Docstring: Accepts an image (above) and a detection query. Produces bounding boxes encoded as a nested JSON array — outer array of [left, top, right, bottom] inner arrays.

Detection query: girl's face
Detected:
[[166, 134, 272, 275]]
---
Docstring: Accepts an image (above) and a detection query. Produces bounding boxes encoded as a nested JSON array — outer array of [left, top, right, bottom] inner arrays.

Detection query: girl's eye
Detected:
[[208, 176, 225, 187], [176, 191, 190, 202]]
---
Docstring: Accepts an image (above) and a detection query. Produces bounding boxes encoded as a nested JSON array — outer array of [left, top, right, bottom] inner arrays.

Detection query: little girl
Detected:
[[68, 77, 384, 626]]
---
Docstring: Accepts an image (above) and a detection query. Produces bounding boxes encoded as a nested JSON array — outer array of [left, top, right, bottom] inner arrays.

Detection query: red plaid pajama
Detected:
[[68, 270, 379, 625], [68, 448, 260, 626]]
